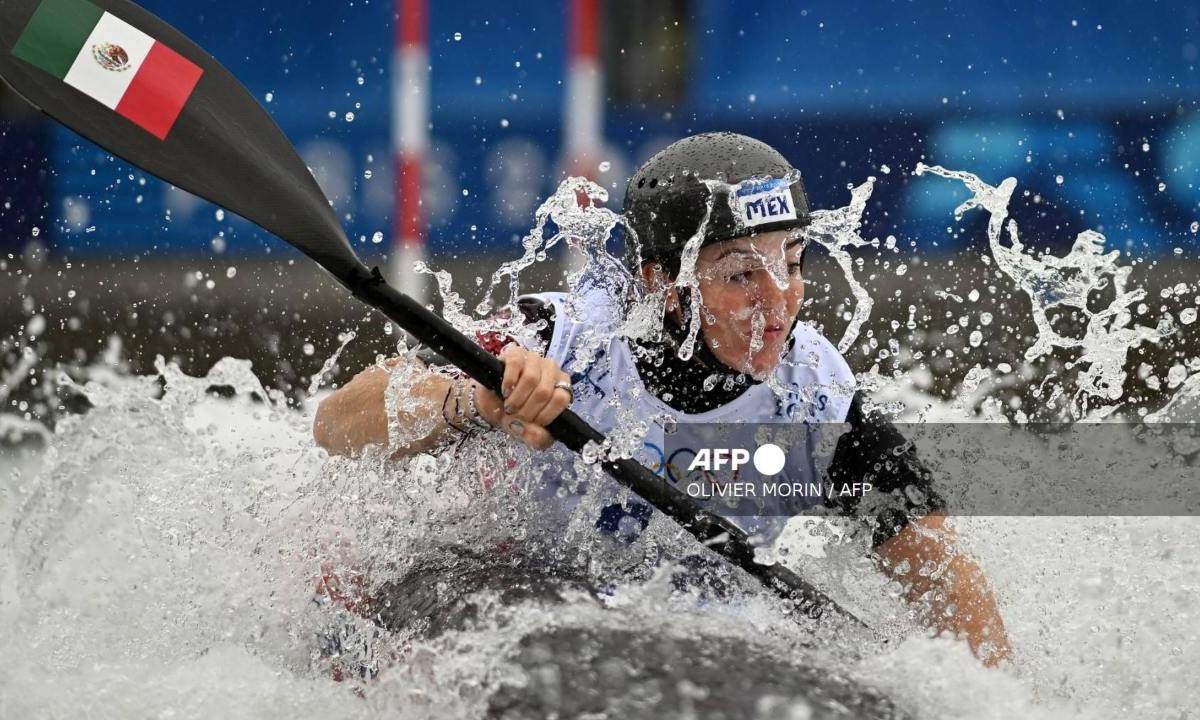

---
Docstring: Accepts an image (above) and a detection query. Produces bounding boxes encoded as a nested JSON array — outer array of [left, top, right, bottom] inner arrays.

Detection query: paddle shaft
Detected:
[[345, 265, 867, 628]]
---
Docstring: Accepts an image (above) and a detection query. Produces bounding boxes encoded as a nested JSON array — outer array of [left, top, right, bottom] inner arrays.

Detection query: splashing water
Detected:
[[4, 163, 1200, 719], [476, 176, 631, 321], [806, 178, 879, 354], [308, 331, 359, 397], [915, 164, 1166, 418]]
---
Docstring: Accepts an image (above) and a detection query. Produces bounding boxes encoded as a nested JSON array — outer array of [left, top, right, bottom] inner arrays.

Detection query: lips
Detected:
[[760, 325, 787, 344]]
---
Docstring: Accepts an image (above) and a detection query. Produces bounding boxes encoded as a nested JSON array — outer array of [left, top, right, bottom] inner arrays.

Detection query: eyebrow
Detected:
[[714, 236, 808, 261]]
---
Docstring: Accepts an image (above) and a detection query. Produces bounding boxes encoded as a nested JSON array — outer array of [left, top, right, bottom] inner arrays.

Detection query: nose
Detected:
[[752, 272, 789, 314]]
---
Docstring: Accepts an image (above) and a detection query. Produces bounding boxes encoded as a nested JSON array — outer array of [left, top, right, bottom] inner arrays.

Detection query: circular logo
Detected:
[[92, 43, 131, 72], [752, 443, 786, 476]]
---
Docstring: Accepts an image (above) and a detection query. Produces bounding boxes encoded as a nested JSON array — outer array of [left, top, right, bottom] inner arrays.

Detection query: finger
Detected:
[[532, 370, 573, 426], [504, 354, 544, 415], [503, 416, 527, 442], [531, 390, 571, 426], [520, 424, 554, 451], [513, 358, 559, 423], [500, 345, 526, 400], [470, 381, 504, 425]]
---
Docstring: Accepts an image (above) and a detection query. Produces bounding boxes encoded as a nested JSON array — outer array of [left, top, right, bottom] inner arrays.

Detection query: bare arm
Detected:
[[312, 346, 573, 458], [312, 357, 455, 457], [875, 514, 1011, 667]]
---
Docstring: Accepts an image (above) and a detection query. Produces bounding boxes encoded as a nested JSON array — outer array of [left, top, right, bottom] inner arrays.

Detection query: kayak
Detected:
[[317, 546, 909, 720]]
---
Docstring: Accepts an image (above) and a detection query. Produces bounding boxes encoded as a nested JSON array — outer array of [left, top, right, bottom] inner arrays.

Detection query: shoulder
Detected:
[[520, 286, 624, 341], [828, 391, 946, 547], [521, 286, 624, 332], [514, 296, 557, 346], [520, 288, 629, 370]]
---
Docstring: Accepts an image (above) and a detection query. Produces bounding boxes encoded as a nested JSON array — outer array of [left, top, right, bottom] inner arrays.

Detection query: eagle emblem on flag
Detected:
[[91, 42, 131, 72]]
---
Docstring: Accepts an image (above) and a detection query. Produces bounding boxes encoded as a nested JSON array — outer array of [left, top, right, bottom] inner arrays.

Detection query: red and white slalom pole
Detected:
[[563, 0, 603, 274], [390, 0, 428, 300], [564, 0, 602, 178]]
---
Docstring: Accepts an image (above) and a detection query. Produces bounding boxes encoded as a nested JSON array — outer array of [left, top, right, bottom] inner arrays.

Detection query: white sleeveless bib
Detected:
[[521, 286, 856, 541]]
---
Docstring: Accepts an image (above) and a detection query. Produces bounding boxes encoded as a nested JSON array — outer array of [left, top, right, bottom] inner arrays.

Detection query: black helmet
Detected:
[[622, 132, 812, 276]]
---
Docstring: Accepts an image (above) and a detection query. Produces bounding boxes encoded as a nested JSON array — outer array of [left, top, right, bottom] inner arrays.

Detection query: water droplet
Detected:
[[1168, 364, 1189, 387], [356, 76, 365, 86], [211, 236, 226, 253], [980, 312, 994, 326], [1142, 142, 1151, 152], [474, 76, 483, 85], [371, 231, 384, 244], [204, 279, 215, 290], [225, 267, 237, 279], [453, 32, 462, 41], [215, 209, 225, 221], [345, 112, 355, 122], [30, 227, 39, 237], [880, 164, 891, 174], [969, 330, 983, 347], [363, 169, 373, 179], [1191, 221, 1199, 233], [462, 189, 470, 196], [1055, 175, 1064, 185], [895, 264, 907, 276], [500, 118, 510, 128], [26, 315, 45, 336], [748, 93, 757, 103], [598, 161, 611, 172], [302, 342, 315, 356], [328, 110, 337, 119], [264, 92, 274, 102]]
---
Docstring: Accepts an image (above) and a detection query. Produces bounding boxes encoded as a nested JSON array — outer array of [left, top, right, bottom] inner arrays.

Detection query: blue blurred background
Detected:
[[2, 0, 1198, 261]]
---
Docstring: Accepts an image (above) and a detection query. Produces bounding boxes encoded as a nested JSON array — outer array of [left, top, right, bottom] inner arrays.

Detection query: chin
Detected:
[[712, 339, 787, 378], [744, 350, 785, 379]]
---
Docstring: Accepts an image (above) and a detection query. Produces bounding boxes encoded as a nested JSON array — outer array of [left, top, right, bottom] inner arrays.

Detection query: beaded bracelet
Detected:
[[463, 381, 493, 431]]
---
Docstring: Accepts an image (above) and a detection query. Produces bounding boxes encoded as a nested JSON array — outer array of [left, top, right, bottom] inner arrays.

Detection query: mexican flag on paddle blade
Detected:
[[12, 0, 203, 140]]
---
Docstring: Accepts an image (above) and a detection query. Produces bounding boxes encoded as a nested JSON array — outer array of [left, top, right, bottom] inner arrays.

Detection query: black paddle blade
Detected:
[[0, 0, 365, 283]]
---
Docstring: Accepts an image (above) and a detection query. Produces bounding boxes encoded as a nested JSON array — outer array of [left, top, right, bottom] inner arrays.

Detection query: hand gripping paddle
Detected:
[[0, 0, 868, 629]]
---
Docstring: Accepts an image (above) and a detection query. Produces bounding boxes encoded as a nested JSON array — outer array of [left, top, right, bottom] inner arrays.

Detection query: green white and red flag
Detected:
[[11, 0, 203, 140]]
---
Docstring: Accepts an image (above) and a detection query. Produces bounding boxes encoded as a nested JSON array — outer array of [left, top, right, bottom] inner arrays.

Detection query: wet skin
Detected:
[[644, 228, 807, 378]]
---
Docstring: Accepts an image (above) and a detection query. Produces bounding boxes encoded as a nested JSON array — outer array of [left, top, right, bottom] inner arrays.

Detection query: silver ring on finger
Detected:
[[553, 381, 574, 401]]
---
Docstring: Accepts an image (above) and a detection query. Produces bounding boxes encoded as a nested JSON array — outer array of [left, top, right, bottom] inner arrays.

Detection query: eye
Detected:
[[787, 261, 804, 276], [728, 271, 753, 284]]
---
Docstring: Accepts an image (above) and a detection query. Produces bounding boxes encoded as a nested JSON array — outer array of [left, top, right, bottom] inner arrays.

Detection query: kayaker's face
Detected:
[[691, 230, 806, 377], [680, 230, 807, 378]]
